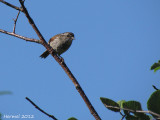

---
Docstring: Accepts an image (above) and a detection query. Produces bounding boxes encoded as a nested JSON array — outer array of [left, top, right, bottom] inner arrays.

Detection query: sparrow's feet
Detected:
[[58, 55, 64, 64]]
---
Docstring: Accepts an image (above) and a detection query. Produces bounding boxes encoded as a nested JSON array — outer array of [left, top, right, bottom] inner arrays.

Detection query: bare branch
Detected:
[[18, 1, 101, 119], [121, 114, 126, 120], [26, 97, 58, 120], [120, 111, 126, 120], [13, 0, 26, 33], [19, 0, 48, 45], [13, 10, 20, 33], [152, 85, 159, 90], [105, 105, 160, 118], [0, 29, 41, 43], [0, 0, 102, 119], [0, 0, 22, 11]]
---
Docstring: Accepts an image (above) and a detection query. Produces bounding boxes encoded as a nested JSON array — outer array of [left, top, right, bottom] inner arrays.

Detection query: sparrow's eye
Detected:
[[67, 33, 74, 37], [67, 34, 70, 37]]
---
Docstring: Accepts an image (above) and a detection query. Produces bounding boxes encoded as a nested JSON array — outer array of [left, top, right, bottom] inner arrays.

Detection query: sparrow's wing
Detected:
[[48, 35, 59, 44]]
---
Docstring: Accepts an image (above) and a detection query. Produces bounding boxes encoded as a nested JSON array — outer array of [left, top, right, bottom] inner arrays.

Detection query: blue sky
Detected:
[[0, 0, 160, 120]]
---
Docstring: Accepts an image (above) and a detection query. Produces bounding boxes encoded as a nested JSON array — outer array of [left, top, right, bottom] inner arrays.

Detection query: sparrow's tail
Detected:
[[40, 50, 49, 58]]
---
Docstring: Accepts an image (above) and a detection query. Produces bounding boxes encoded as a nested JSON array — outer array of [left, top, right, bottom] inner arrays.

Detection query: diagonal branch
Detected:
[[0, 0, 22, 11], [26, 97, 58, 120], [19, 0, 48, 46], [152, 85, 159, 91], [0, 0, 101, 119], [18, 0, 101, 120], [120, 114, 126, 120], [0, 29, 41, 43]]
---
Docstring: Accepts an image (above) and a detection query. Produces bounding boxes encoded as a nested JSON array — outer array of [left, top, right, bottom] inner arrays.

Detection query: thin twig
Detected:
[[0, 0, 22, 11], [18, 0, 101, 120], [19, 0, 47, 45], [0, 0, 101, 119], [105, 105, 160, 118], [0, 29, 41, 43], [152, 85, 159, 90], [12, 0, 25, 33], [121, 114, 126, 120], [26, 97, 58, 120], [13, 11, 20, 33], [120, 111, 124, 116]]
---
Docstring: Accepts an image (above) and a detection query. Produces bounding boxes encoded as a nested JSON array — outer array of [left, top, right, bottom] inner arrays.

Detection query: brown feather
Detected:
[[48, 35, 59, 43], [40, 50, 49, 58]]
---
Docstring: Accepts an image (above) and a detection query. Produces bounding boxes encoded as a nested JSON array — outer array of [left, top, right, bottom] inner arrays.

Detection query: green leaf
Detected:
[[0, 91, 12, 95], [126, 114, 150, 120], [0, 113, 2, 120], [117, 100, 126, 108], [151, 60, 160, 72], [123, 101, 150, 120], [67, 117, 78, 120], [154, 66, 160, 72], [123, 101, 142, 115], [125, 115, 139, 120], [136, 113, 150, 120], [147, 90, 160, 119], [100, 97, 120, 112], [123, 101, 142, 110]]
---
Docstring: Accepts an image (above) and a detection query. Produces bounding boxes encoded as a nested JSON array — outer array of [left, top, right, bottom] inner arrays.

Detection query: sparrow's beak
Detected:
[[72, 37, 75, 40]]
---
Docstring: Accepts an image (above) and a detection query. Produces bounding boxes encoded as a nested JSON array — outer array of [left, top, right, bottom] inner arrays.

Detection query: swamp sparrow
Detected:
[[40, 32, 75, 58]]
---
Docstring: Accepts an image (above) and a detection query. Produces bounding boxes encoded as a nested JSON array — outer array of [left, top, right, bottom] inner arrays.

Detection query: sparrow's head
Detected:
[[62, 32, 75, 40]]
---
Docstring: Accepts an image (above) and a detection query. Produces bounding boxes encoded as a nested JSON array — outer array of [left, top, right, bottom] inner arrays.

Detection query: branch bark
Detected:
[[0, 0, 22, 11], [12, 0, 25, 33], [0, 29, 40, 43], [152, 85, 159, 91], [105, 105, 160, 118], [26, 97, 58, 120], [0, 0, 102, 120], [13, 10, 21, 33]]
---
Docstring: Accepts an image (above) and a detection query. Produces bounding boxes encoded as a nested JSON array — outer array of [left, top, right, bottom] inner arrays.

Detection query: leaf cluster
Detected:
[[100, 60, 160, 120]]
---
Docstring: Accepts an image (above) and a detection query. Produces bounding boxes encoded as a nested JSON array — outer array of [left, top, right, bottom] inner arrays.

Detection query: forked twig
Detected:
[[0, 29, 41, 43], [26, 97, 58, 120], [0, 0, 22, 11], [12, 0, 25, 33], [0, 0, 102, 119], [19, 0, 101, 119], [13, 10, 20, 33], [120, 114, 126, 120]]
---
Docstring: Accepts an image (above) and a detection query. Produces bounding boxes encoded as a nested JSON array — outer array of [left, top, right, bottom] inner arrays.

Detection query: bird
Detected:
[[40, 32, 75, 58]]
